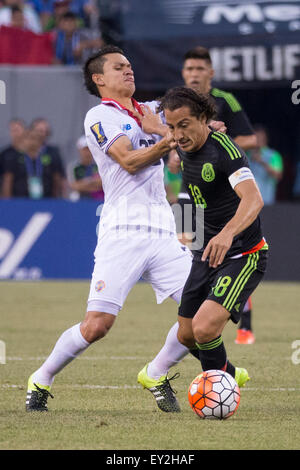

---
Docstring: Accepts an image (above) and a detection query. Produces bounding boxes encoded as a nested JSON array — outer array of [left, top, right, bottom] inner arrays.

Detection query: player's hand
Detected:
[[201, 230, 233, 268], [209, 120, 227, 134], [134, 105, 167, 136], [164, 130, 177, 151]]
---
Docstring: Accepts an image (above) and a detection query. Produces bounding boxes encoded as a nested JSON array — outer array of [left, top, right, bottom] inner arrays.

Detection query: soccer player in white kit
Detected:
[[26, 45, 194, 413]]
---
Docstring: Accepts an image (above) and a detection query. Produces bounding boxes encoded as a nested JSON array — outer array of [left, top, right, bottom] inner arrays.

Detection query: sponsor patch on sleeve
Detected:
[[228, 167, 254, 189], [90, 122, 107, 147]]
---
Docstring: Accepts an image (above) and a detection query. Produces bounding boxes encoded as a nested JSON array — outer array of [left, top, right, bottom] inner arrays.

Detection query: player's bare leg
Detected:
[[177, 316, 195, 349], [80, 311, 116, 343], [26, 311, 115, 411]]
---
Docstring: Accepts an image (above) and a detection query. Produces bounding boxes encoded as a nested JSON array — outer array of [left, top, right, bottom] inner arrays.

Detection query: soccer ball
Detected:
[[188, 369, 240, 420]]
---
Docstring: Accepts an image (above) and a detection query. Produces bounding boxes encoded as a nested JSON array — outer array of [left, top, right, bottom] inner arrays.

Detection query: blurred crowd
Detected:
[[0, 117, 104, 201], [0, 116, 284, 206], [0, 0, 122, 64]]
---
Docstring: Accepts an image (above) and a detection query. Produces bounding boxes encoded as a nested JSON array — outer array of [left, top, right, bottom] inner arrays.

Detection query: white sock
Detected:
[[147, 322, 189, 380], [32, 323, 90, 387]]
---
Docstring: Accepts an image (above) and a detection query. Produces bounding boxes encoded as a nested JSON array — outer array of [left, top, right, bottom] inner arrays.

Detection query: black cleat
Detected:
[[138, 364, 181, 412], [26, 375, 54, 412]]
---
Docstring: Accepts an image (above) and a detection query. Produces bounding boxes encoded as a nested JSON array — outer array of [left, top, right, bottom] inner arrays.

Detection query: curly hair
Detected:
[[83, 45, 125, 98], [157, 86, 217, 122]]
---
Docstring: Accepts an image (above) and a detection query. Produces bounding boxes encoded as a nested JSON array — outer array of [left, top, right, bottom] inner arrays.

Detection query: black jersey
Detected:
[[179, 88, 254, 195], [210, 88, 254, 138], [177, 131, 263, 258]]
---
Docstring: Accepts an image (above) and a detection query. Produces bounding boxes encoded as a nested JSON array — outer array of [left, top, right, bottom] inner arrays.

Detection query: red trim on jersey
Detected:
[[101, 97, 144, 127], [242, 238, 265, 256]]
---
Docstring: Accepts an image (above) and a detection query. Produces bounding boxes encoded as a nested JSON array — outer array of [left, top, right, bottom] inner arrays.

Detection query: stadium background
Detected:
[[0, 0, 299, 281], [0, 0, 300, 453]]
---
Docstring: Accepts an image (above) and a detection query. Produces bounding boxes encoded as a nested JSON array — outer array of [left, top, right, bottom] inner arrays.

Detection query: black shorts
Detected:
[[178, 249, 268, 324]]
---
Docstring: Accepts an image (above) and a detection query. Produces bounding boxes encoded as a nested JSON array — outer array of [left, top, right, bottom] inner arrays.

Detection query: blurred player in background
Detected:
[[0, 118, 26, 195], [158, 87, 268, 388], [1, 127, 65, 198], [30, 117, 67, 196], [169, 46, 257, 345], [248, 124, 283, 205], [26, 45, 195, 414]]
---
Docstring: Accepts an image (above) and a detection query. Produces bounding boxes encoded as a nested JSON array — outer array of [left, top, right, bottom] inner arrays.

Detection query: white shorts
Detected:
[[87, 229, 192, 315]]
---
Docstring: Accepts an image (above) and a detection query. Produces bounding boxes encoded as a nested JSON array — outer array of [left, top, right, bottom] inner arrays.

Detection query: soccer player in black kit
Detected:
[[170, 46, 257, 345], [159, 87, 268, 385]]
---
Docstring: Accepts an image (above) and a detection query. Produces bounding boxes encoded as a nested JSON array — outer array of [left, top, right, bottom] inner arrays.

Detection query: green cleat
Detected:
[[235, 367, 250, 388], [26, 374, 54, 412], [137, 364, 181, 412]]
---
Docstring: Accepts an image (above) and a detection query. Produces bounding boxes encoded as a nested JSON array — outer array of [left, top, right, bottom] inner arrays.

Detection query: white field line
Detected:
[[5, 356, 295, 362], [1, 384, 140, 390], [1, 384, 300, 392], [5, 356, 147, 361], [3, 357, 299, 392]]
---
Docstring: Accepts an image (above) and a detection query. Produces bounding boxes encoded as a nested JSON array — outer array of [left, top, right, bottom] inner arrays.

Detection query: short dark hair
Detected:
[[61, 11, 77, 21], [30, 117, 49, 127], [10, 118, 26, 127], [183, 46, 212, 65], [157, 86, 216, 122], [83, 45, 125, 98], [29, 118, 51, 136], [11, 5, 23, 14]]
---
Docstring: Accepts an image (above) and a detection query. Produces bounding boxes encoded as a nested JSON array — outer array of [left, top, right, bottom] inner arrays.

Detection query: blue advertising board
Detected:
[[0, 200, 299, 281], [0, 199, 101, 280]]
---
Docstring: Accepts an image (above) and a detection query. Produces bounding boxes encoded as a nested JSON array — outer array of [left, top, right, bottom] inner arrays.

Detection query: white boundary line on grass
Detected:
[[6, 356, 148, 361], [1, 384, 300, 392], [5, 356, 296, 361]]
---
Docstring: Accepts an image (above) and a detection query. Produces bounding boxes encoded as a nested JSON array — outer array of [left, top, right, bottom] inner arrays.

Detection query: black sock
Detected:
[[195, 336, 235, 379], [189, 348, 201, 361], [225, 360, 236, 379], [240, 309, 252, 331]]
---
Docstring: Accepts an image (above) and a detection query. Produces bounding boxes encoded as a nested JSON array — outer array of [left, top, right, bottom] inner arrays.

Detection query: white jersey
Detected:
[[84, 98, 176, 237]]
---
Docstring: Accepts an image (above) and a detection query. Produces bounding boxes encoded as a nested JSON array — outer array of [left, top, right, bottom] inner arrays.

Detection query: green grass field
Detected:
[[0, 280, 299, 450]]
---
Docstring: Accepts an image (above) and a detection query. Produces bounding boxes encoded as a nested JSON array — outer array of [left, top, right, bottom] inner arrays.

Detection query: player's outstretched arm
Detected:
[[234, 134, 257, 151], [222, 178, 264, 238], [108, 133, 176, 175], [202, 179, 264, 268]]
